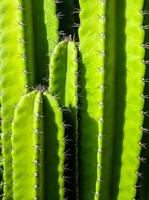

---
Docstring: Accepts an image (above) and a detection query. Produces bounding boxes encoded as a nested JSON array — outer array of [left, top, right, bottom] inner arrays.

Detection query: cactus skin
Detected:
[[117, 1, 145, 199], [100, 1, 126, 199], [100, 0, 117, 199], [32, 0, 58, 85], [12, 91, 65, 200], [0, 1, 28, 198], [49, 40, 78, 107], [18, 0, 35, 87], [78, 0, 105, 199], [12, 91, 37, 200], [43, 92, 65, 200], [137, 1, 149, 199], [0, 0, 58, 198], [49, 40, 68, 105], [33, 92, 44, 199], [49, 40, 78, 198]]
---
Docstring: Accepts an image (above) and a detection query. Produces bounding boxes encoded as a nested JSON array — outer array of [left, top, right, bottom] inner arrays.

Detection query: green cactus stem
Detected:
[[49, 39, 78, 198], [43, 92, 65, 199], [100, 1, 126, 199], [33, 91, 44, 199], [12, 91, 37, 200], [117, 1, 145, 199], [137, 1, 149, 199], [49, 39, 78, 107], [49, 40, 68, 105], [32, 0, 58, 85], [0, 1, 28, 197], [18, 0, 35, 87], [78, 0, 106, 199], [0, 0, 59, 198], [12, 90, 65, 200]]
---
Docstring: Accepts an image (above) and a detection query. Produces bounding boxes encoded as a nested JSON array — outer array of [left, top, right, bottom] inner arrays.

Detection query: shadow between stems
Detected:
[[63, 107, 77, 200], [56, 0, 75, 38]]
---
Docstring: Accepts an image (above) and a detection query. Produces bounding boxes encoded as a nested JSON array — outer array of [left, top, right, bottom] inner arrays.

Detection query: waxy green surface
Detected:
[[0, 1, 27, 198], [117, 1, 145, 199], [78, 0, 106, 199]]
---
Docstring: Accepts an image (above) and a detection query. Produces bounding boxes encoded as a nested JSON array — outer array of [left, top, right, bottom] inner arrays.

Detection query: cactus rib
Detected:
[[117, 1, 145, 199], [43, 92, 65, 199], [18, 0, 35, 87], [33, 92, 44, 199], [12, 91, 37, 200], [137, 1, 149, 199], [32, 0, 58, 85], [49, 40, 78, 198], [78, 0, 106, 199], [49, 40, 68, 105], [0, 1, 28, 198], [100, 1, 126, 199]]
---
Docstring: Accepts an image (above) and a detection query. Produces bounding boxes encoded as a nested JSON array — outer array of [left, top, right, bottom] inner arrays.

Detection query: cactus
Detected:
[[0, 0, 149, 200], [12, 90, 65, 200], [78, 1, 105, 199], [49, 39, 78, 198], [0, 1, 28, 197], [136, 1, 149, 200]]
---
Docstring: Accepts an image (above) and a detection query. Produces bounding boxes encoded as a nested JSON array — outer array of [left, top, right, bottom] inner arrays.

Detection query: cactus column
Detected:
[[117, 1, 145, 199], [12, 91, 65, 200], [78, 0, 106, 199], [0, 1, 28, 198]]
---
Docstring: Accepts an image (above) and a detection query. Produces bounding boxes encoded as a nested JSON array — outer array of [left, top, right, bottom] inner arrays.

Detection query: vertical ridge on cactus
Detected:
[[49, 40, 68, 105], [12, 91, 65, 200], [32, 0, 58, 85], [18, 0, 35, 87], [43, 92, 65, 200], [33, 92, 44, 199], [49, 39, 78, 199], [137, 1, 149, 199], [100, 0, 118, 199], [49, 39, 78, 108], [117, 1, 145, 199], [0, 1, 28, 198], [78, 0, 105, 199], [12, 91, 37, 200]]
